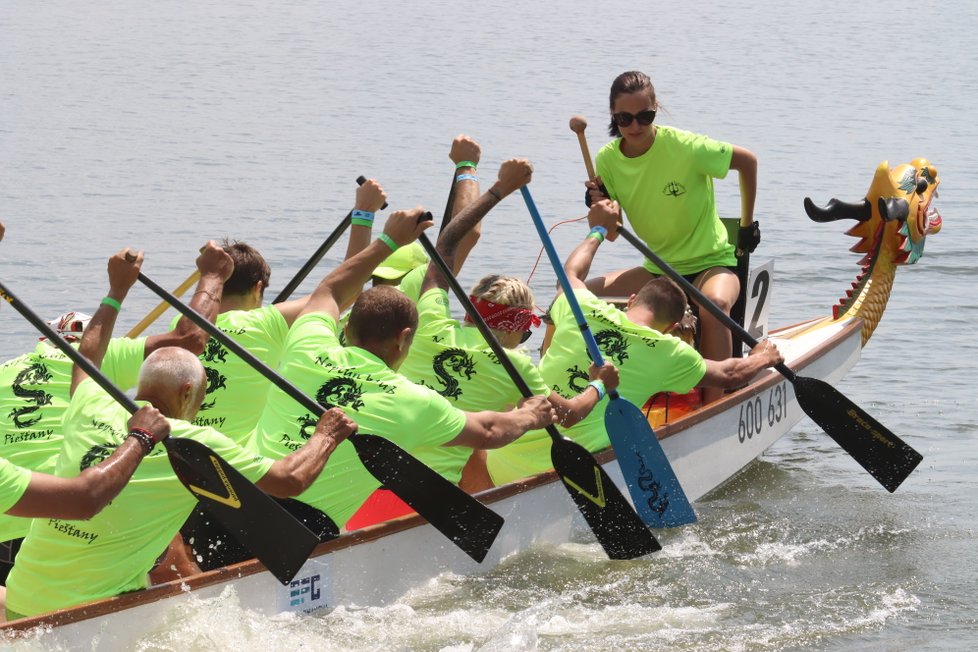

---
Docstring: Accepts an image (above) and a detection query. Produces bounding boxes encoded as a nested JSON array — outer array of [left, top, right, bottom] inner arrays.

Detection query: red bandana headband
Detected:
[[464, 296, 542, 333]]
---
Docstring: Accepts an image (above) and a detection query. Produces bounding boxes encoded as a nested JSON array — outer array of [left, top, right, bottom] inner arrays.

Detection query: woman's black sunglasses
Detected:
[[613, 109, 656, 127]]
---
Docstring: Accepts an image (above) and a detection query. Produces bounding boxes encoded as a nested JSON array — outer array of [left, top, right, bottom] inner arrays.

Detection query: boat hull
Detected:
[[0, 316, 863, 648]]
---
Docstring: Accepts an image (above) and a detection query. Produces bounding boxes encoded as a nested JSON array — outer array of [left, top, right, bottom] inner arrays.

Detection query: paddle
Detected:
[[615, 226, 923, 492], [126, 270, 201, 338], [272, 175, 387, 303], [0, 279, 319, 584], [417, 233, 661, 560], [136, 270, 504, 563], [520, 186, 696, 528]]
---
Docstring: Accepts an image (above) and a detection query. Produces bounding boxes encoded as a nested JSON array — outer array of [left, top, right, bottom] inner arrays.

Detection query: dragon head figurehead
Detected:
[[803, 159, 942, 345]]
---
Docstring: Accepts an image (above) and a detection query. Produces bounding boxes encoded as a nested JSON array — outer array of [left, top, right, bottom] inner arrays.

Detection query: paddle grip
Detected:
[[356, 174, 388, 210]]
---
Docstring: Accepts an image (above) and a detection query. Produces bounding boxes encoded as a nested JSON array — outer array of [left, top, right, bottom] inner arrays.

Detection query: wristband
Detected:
[[101, 296, 122, 312], [587, 379, 607, 401], [351, 209, 375, 228], [455, 174, 478, 183], [587, 225, 607, 243], [377, 233, 399, 252], [487, 187, 503, 202], [455, 160, 477, 170], [127, 428, 156, 455]]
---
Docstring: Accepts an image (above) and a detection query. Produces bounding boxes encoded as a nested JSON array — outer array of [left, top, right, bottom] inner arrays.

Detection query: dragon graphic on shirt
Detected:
[[296, 413, 318, 440], [9, 359, 54, 429], [199, 366, 227, 411], [565, 364, 590, 394], [429, 348, 476, 401], [198, 339, 229, 411], [594, 329, 629, 365], [316, 378, 365, 412], [80, 442, 118, 471]]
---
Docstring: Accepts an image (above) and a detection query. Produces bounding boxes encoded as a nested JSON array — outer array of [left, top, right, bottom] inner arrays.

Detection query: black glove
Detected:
[[737, 221, 761, 255], [584, 182, 609, 208]]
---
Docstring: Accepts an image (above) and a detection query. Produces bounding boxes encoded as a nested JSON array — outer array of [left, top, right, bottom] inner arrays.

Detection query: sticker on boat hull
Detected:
[[278, 558, 333, 614]]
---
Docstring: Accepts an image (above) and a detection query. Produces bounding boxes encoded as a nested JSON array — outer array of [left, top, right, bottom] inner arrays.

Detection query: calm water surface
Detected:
[[2, 1, 977, 650]]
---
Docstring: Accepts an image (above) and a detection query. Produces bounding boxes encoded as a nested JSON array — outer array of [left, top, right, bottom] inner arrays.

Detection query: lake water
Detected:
[[2, 1, 977, 649]]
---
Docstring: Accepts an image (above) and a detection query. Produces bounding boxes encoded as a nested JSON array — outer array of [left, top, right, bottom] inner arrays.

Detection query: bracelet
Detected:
[[455, 160, 477, 170], [587, 379, 607, 401], [101, 296, 122, 312], [587, 226, 607, 243], [487, 187, 503, 202], [351, 209, 375, 228], [377, 233, 399, 252], [127, 428, 156, 455], [193, 290, 220, 302], [455, 174, 478, 183]]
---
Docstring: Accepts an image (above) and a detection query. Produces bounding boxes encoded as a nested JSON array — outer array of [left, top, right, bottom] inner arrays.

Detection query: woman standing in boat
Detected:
[[586, 70, 759, 403]]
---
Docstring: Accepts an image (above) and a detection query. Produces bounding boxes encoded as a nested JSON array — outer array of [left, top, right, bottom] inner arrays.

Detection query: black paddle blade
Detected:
[[164, 437, 321, 584], [350, 433, 503, 563], [792, 375, 923, 492], [550, 435, 662, 559]]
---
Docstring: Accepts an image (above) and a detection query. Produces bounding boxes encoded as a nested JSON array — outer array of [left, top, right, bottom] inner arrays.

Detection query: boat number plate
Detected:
[[738, 381, 788, 443]]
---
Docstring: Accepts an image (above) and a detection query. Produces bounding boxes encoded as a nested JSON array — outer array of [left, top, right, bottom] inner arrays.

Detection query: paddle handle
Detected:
[[576, 132, 596, 180], [271, 175, 383, 304], [137, 273, 327, 416], [519, 187, 618, 394]]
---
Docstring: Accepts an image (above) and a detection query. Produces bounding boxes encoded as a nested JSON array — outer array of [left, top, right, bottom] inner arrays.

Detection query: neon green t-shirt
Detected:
[[487, 288, 706, 485], [0, 338, 145, 543], [252, 312, 467, 525], [176, 306, 289, 446], [398, 288, 549, 484], [595, 125, 736, 276], [5, 379, 274, 617], [0, 458, 31, 515]]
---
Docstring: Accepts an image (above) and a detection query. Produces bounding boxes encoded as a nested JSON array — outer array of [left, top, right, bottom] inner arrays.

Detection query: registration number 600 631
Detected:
[[737, 381, 788, 443]]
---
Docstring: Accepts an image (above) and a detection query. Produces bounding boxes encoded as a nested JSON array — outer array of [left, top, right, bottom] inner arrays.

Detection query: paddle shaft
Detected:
[[616, 226, 795, 379], [139, 273, 327, 416], [519, 187, 622, 397], [271, 175, 386, 304], [126, 270, 201, 338]]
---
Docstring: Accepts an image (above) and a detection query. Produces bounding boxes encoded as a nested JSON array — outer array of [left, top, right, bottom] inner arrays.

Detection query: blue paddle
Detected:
[[521, 186, 696, 528]]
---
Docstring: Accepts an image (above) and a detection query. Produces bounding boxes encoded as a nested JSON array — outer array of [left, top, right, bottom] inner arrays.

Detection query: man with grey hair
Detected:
[[4, 247, 357, 620]]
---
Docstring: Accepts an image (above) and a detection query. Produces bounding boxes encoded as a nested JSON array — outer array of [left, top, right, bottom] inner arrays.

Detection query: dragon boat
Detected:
[[0, 159, 942, 649]]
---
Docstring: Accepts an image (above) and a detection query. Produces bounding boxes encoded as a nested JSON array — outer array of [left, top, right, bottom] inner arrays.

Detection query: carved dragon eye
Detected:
[[915, 177, 929, 194]]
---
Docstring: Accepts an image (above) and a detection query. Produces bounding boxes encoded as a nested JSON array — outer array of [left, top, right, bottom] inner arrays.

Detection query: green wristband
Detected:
[[587, 379, 606, 401], [101, 296, 122, 312], [455, 160, 477, 170], [377, 233, 399, 252]]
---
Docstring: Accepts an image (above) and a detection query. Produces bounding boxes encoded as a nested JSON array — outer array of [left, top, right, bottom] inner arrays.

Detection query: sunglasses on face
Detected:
[[520, 329, 533, 344], [613, 109, 656, 127]]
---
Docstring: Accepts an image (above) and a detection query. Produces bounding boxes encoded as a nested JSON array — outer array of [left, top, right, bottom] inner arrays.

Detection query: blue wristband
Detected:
[[377, 233, 399, 252], [587, 379, 606, 401], [588, 225, 607, 243], [351, 209, 375, 228], [455, 174, 478, 183]]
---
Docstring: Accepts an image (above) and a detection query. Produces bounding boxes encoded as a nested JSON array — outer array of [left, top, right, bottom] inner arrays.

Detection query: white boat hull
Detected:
[[0, 316, 862, 648]]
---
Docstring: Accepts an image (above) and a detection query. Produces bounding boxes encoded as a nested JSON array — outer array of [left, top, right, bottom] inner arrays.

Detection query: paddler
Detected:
[[245, 205, 556, 551], [0, 237, 239, 584], [3, 247, 356, 620], [482, 202, 784, 487], [584, 70, 761, 404], [347, 158, 620, 529]]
